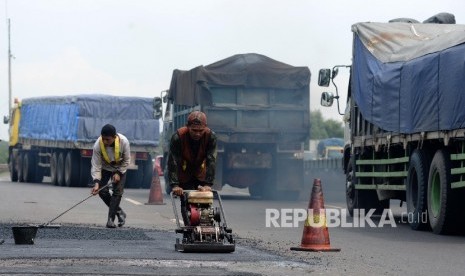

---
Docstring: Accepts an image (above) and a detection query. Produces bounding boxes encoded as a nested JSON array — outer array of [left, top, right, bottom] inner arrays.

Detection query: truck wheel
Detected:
[[9, 152, 18, 182], [346, 156, 389, 217], [427, 149, 457, 234], [346, 157, 357, 216], [248, 184, 262, 197], [126, 165, 143, 189], [141, 157, 153, 189], [79, 158, 91, 187], [17, 152, 24, 183], [34, 167, 44, 183], [406, 149, 430, 230], [56, 152, 65, 186], [34, 151, 45, 183], [29, 152, 42, 183], [64, 151, 80, 187], [22, 152, 30, 182], [22, 152, 36, 183], [50, 152, 58, 186]]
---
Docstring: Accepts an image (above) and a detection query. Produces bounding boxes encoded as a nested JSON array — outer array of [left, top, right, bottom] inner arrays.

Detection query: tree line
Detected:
[[0, 141, 7, 163], [310, 110, 343, 139]]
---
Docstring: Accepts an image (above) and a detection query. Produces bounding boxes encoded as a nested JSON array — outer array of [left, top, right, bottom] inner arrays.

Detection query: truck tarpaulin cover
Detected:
[[352, 22, 465, 133], [168, 53, 310, 106], [19, 95, 159, 146]]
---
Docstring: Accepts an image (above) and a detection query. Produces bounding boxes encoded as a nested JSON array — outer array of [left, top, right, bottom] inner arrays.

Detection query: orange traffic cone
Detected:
[[291, 178, 340, 252], [145, 168, 165, 205]]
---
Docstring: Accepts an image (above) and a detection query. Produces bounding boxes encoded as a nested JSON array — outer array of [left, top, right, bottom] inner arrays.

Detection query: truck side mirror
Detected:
[[153, 97, 162, 119], [318, 69, 331, 87], [320, 92, 334, 107], [332, 68, 339, 79], [3, 115, 9, 124]]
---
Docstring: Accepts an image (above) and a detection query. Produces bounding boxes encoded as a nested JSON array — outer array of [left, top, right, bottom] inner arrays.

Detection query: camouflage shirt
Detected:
[[167, 129, 217, 188]]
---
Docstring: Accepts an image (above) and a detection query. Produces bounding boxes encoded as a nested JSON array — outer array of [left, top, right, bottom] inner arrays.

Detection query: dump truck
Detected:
[[5, 94, 160, 188], [317, 138, 344, 159], [318, 15, 465, 234], [162, 53, 310, 199]]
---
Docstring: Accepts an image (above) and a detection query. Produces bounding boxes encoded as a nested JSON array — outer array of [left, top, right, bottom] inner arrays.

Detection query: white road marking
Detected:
[[124, 197, 143, 206]]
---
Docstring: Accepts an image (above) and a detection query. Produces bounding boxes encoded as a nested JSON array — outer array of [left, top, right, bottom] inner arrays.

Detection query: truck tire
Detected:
[[406, 149, 430, 230], [254, 182, 274, 199], [34, 166, 44, 184], [126, 164, 143, 188], [17, 152, 24, 183], [248, 184, 261, 197], [56, 152, 65, 187], [346, 156, 357, 216], [79, 158, 91, 187], [427, 149, 460, 234], [22, 152, 30, 182], [34, 151, 45, 183], [22, 152, 36, 183], [50, 152, 59, 186], [29, 151, 43, 183], [346, 156, 389, 217], [9, 152, 18, 182], [64, 151, 80, 187], [141, 158, 153, 189]]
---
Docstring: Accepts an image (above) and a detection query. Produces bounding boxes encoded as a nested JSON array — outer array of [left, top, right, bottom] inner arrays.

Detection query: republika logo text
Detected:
[[265, 208, 398, 228]]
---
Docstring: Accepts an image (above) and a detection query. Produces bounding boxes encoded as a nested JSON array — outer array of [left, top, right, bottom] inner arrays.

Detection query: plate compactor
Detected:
[[171, 190, 235, 253]]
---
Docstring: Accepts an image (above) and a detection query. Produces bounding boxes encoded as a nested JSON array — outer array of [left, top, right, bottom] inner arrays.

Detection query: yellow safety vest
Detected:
[[99, 135, 120, 165]]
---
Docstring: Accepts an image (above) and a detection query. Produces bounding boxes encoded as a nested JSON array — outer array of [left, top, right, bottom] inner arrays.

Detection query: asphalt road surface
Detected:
[[1, 170, 465, 275]]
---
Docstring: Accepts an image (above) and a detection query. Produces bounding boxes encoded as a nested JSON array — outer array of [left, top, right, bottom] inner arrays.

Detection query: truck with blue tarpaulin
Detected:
[[318, 15, 465, 234], [6, 94, 160, 188]]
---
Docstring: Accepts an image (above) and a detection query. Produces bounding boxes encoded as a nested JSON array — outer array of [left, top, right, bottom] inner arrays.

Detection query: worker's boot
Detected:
[[100, 192, 124, 222], [106, 216, 116, 228], [106, 196, 121, 228], [116, 209, 126, 227]]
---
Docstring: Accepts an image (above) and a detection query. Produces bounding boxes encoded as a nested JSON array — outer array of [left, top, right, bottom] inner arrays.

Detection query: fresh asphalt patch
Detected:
[[0, 223, 314, 275]]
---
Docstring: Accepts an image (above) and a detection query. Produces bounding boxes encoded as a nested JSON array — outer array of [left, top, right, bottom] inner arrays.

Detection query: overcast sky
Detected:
[[0, 0, 463, 140]]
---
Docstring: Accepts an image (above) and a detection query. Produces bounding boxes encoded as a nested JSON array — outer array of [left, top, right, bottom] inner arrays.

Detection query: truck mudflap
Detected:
[[128, 152, 138, 170]]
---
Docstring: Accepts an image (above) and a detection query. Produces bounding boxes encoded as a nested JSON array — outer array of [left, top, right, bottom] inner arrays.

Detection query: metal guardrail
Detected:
[[304, 158, 343, 170]]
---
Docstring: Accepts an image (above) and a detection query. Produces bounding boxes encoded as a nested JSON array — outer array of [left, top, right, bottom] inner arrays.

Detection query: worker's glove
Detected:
[[91, 180, 100, 195], [112, 171, 122, 183], [172, 186, 183, 196], [197, 185, 212, 192]]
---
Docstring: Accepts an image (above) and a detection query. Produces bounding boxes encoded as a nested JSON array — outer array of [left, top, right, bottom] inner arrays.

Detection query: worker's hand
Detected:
[[91, 183, 100, 195], [198, 185, 212, 192], [172, 186, 183, 196], [112, 173, 121, 183]]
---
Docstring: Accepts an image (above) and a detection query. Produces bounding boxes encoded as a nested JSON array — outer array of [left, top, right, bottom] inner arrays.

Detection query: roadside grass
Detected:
[[0, 140, 7, 164]]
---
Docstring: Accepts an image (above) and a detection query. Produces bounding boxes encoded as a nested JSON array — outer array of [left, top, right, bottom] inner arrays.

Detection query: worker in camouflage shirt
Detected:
[[167, 111, 217, 225], [168, 111, 217, 195]]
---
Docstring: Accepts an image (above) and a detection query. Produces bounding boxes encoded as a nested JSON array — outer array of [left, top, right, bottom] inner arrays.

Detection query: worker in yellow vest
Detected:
[[90, 124, 131, 228]]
